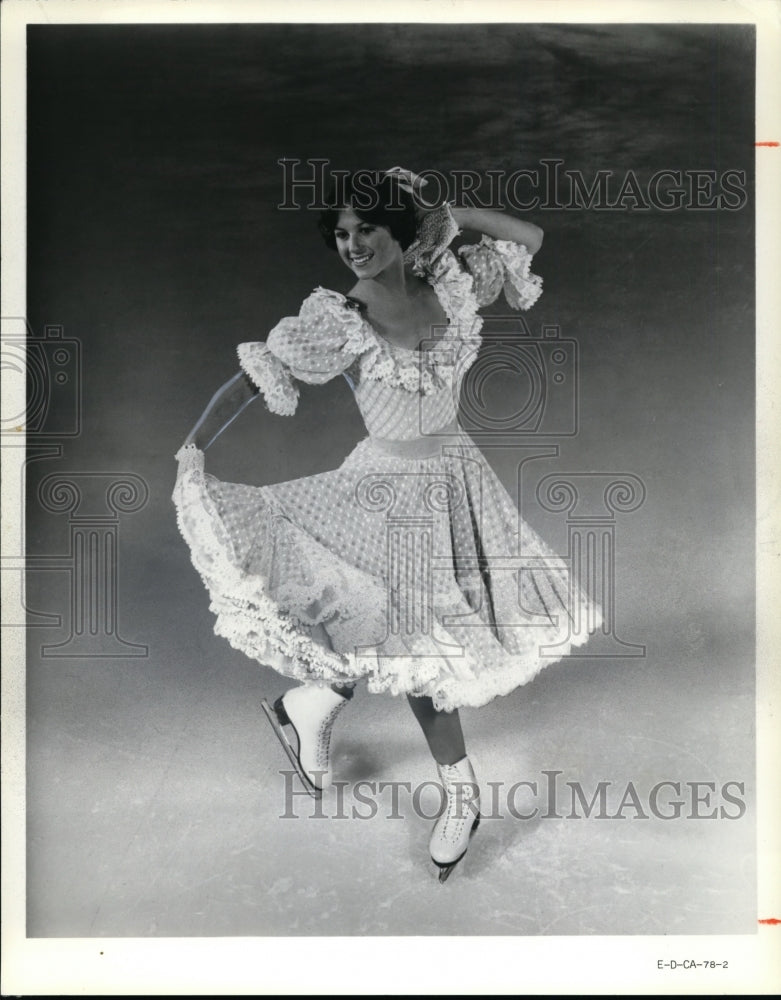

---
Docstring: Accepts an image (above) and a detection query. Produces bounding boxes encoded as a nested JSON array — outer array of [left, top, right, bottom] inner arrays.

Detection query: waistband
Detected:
[[366, 421, 468, 459]]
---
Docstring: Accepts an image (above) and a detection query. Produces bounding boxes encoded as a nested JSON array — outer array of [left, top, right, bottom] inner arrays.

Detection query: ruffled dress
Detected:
[[173, 232, 602, 712]]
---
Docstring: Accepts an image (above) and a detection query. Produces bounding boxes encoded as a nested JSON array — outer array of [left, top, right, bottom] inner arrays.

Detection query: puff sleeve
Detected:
[[458, 235, 543, 311], [237, 288, 375, 415]]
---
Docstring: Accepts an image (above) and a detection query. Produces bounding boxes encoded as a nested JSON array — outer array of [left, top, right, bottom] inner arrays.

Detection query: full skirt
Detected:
[[173, 430, 602, 712]]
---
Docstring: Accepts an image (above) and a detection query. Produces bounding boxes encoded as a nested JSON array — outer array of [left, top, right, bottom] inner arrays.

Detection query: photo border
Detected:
[[2, 0, 779, 994]]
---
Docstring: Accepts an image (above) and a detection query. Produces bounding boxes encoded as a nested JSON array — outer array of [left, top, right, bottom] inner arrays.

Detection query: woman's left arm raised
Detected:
[[450, 206, 544, 254], [383, 167, 543, 256]]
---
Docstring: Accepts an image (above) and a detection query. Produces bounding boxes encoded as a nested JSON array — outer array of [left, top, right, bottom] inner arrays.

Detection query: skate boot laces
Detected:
[[314, 703, 345, 770], [283, 686, 350, 785], [439, 775, 479, 843], [430, 757, 481, 870]]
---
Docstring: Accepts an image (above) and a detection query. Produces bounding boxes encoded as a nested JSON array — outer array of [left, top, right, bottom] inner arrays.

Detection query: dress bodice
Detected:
[[237, 235, 542, 442]]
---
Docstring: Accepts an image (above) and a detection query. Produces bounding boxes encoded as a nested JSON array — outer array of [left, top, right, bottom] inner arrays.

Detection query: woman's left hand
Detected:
[[383, 166, 442, 220], [383, 165, 427, 197]]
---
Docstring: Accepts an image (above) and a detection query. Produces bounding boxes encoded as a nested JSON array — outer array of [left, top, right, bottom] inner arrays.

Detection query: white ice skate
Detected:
[[429, 756, 481, 883], [261, 684, 351, 798]]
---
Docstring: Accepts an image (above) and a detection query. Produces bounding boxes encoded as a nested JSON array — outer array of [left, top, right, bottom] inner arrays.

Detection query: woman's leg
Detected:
[[408, 694, 479, 879], [406, 694, 466, 765], [309, 621, 356, 699]]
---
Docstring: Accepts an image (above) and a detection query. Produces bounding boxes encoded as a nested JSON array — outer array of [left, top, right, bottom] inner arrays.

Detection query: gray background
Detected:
[[24, 23, 755, 935]]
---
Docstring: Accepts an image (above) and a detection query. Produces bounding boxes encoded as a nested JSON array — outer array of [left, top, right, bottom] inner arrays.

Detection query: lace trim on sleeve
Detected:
[[458, 234, 543, 311], [237, 341, 300, 416]]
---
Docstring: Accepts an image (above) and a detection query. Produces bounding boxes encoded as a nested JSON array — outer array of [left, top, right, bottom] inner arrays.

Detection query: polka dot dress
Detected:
[[173, 238, 602, 712]]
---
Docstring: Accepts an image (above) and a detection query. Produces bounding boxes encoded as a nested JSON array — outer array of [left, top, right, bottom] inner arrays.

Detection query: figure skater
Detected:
[[173, 167, 601, 881]]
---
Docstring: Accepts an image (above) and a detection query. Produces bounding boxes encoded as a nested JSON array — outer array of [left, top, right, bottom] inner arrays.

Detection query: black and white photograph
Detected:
[[2, 0, 780, 994]]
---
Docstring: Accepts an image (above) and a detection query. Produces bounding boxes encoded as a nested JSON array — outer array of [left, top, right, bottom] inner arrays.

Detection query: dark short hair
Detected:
[[317, 171, 418, 252]]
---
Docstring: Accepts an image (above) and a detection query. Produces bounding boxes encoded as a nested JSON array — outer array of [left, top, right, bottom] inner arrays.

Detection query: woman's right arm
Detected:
[[181, 281, 373, 454], [183, 370, 259, 451]]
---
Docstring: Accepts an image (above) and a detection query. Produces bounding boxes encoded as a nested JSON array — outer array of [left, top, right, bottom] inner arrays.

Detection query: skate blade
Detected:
[[437, 862, 458, 884], [434, 813, 481, 884], [261, 698, 322, 800]]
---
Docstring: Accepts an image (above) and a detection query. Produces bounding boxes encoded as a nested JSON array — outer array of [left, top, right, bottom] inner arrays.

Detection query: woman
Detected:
[[173, 167, 601, 882]]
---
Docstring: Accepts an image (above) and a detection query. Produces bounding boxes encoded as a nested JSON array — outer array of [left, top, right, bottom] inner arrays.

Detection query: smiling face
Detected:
[[333, 207, 402, 279]]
